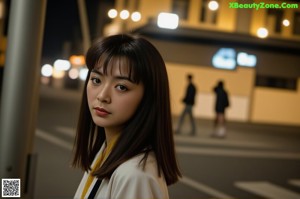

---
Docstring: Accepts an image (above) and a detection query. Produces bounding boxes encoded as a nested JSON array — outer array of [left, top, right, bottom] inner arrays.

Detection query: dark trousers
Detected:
[[176, 105, 196, 135]]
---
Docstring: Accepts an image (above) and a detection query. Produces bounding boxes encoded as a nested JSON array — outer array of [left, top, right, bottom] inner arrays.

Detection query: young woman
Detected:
[[73, 34, 181, 199], [212, 80, 230, 138]]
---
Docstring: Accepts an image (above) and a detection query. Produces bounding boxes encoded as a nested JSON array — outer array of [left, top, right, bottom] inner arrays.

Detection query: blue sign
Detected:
[[212, 48, 257, 69]]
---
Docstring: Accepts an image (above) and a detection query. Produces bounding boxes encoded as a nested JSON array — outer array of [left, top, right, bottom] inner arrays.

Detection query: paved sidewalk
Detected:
[[173, 117, 300, 151]]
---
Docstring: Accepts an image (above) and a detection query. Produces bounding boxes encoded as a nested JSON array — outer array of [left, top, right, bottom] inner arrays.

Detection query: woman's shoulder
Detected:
[[114, 152, 158, 178], [107, 152, 168, 198]]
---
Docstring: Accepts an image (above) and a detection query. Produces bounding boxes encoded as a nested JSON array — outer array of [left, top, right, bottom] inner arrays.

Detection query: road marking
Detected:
[[36, 129, 73, 151], [36, 128, 300, 160], [175, 135, 280, 149], [289, 179, 300, 188], [180, 176, 234, 199], [176, 146, 300, 159], [55, 126, 76, 138], [235, 181, 300, 199]]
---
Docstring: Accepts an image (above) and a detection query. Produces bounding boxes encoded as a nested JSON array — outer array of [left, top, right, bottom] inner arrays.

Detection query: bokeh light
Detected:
[[282, 19, 290, 27], [257, 27, 268, 38], [208, 1, 219, 11], [120, 10, 130, 20], [41, 64, 53, 77], [131, 11, 141, 22], [108, 9, 118, 19]]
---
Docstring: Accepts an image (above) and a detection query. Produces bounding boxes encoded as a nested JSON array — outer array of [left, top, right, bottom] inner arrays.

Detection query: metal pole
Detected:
[[0, 0, 47, 197], [77, 0, 91, 53]]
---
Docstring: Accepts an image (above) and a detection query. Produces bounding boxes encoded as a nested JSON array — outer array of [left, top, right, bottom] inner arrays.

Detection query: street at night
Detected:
[[34, 85, 300, 199], [1, 1, 300, 198]]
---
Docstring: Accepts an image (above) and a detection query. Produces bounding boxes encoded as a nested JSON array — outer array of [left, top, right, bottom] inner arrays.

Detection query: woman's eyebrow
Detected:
[[91, 69, 133, 82], [91, 69, 102, 75], [114, 75, 131, 81]]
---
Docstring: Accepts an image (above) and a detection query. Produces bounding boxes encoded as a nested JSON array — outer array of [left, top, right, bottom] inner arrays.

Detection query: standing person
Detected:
[[175, 74, 197, 136], [72, 34, 181, 199], [212, 80, 230, 138]]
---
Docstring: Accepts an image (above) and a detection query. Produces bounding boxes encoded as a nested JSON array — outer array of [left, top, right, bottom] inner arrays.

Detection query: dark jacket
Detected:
[[214, 84, 229, 113], [183, 83, 196, 105]]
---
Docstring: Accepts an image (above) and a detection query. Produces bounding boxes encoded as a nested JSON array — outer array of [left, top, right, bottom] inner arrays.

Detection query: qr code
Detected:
[[2, 179, 21, 198]]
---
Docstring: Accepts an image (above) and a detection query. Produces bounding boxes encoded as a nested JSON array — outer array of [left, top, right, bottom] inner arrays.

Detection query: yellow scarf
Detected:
[[81, 134, 120, 199]]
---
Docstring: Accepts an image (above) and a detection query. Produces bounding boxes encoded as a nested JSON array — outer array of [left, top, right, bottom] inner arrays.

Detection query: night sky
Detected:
[[42, 0, 81, 62], [42, 0, 114, 63]]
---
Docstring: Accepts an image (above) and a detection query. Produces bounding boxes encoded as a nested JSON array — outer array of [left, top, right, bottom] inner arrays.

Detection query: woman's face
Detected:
[[87, 61, 144, 134]]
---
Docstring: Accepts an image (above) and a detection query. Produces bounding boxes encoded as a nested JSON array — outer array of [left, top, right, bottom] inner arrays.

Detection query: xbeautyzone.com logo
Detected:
[[229, 2, 298, 10]]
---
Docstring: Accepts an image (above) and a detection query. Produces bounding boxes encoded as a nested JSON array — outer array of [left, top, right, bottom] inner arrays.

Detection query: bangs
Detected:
[[89, 52, 141, 84], [85, 35, 149, 84]]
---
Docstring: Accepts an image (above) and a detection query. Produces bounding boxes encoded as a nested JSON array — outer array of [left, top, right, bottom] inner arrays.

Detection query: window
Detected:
[[256, 75, 297, 90], [266, 9, 283, 34], [293, 12, 300, 35], [172, 0, 190, 20], [200, 0, 217, 24]]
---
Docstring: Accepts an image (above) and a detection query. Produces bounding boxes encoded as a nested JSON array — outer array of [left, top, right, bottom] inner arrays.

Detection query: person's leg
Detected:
[[187, 105, 196, 135], [212, 113, 223, 137], [176, 106, 188, 134], [216, 113, 226, 138], [218, 113, 224, 125], [214, 112, 218, 127], [219, 113, 225, 126]]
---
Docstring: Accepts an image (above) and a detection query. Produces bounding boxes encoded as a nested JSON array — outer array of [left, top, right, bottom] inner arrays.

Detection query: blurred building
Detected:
[[103, 0, 300, 126], [0, 0, 300, 126]]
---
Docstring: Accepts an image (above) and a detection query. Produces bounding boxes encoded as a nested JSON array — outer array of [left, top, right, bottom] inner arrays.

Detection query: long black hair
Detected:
[[72, 34, 181, 185]]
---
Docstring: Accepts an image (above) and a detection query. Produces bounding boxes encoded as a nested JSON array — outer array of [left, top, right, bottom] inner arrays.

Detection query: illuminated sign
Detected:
[[212, 48, 236, 69], [157, 12, 179, 29], [237, 52, 257, 67], [212, 48, 257, 69]]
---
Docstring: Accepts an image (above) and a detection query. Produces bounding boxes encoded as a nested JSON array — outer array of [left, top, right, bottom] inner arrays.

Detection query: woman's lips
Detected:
[[94, 107, 111, 117]]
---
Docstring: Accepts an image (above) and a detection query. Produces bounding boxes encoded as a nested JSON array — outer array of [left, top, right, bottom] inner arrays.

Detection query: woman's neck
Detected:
[[104, 127, 121, 144]]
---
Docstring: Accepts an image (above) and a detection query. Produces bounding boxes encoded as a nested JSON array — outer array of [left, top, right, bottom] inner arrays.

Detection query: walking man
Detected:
[[176, 74, 197, 135]]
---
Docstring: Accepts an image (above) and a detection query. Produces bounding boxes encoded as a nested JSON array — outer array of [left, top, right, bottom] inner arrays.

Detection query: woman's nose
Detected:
[[96, 85, 111, 103]]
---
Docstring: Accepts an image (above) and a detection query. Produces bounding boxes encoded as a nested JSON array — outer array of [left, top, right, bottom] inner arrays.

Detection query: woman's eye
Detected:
[[116, 85, 128, 91], [91, 77, 101, 84]]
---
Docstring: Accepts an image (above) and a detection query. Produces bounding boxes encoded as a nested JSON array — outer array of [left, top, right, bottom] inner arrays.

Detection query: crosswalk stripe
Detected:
[[181, 176, 234, 199], [36, 129, 73, 151], [175, 135, 278, 149], [289, 179, 300, 188], [55, 126, 76, 137], [235, 181, 300, 199]]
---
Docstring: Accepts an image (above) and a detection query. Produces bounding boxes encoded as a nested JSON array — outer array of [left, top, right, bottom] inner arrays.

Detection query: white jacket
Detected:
[[74, 145, 169, 199]]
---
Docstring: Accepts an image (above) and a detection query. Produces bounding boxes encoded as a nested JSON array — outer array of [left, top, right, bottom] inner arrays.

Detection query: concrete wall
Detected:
[[166, 62, 300, 126], [251, 79, 300, 126]]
